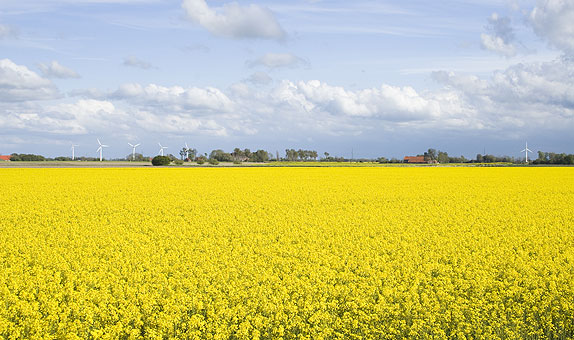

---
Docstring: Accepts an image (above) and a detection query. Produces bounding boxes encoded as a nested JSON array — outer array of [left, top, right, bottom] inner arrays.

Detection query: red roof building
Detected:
[[403, 156, 427, 164], [0, 155, 11, 161]]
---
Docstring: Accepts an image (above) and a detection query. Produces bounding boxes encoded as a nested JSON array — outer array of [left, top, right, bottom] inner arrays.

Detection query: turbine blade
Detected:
[[97, 138, 102, 145], [135, 144, 141, 147], [128, 143, 133, 147]]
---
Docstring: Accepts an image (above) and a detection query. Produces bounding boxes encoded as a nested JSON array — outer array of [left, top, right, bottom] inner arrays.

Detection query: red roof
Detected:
[[0, 155, 11, 161], [404, 156, 426, 163]]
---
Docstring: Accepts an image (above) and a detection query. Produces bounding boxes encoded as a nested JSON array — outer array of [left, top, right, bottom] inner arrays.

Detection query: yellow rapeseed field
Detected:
[[1, 167, 573, 339]]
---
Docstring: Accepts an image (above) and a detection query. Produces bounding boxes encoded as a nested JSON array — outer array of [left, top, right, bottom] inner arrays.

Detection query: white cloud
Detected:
[[3, 57, 573, 150], [39, 61, 81, 79], [134, 110, 228, 136], [273, 80, 442, 121], [435, 58, 574, 107], [432, 57, 574, 129], [123, 56, 154, 70], [248, 53, 308, 69], [530, 0, 574, 53], [480, 13, 517, 57], [481, 34, 517, 57], [0, 100, 124, 135], [182, 0, 286, 40], [0, 59, 59, 102], [112, 83, 234, 112], [0, 97, 229, 138]]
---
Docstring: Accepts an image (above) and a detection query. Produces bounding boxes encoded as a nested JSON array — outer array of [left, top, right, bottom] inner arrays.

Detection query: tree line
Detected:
[[532, 151, 574, 165], [4, 149, 574, 165]]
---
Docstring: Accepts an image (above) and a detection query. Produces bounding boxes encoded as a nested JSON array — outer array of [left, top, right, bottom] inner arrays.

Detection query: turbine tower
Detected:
[[158, 143, 168, 156], [185, 142, 190, 160], [97, 138, 109, 162], [71, 144, 79, 161], [521, 142, 533, 163], [128, 142, 141, 161]]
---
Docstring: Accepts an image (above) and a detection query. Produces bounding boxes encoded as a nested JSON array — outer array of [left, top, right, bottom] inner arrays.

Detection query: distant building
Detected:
[[0, 155, 11, 161], [404, 156, 428, 164]]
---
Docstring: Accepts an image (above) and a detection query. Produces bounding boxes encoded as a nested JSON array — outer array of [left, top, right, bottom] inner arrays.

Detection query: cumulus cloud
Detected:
[[272, 80, 442, 121], [123, 56, 154, 70], [0, 59, 59, 102], [434, 58, 574, 107], [111, 83, 234, 112], [0, 100, 124, 135], [3, 57, 574, 149], [182, 0, 286, 40], [530, 0, 574, 54], [481, 13, 517, 57], [247, 53, 308, 69], [134, 110, 228, 136], [432, 57, 574, 129], [39, 61, 81, 79], [0, 97, 229, 139]]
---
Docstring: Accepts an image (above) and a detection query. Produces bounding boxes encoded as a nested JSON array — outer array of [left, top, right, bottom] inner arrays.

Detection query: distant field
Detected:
[[1, 168, 573, 339]]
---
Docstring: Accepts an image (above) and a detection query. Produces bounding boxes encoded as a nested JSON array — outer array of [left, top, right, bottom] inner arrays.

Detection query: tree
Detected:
[[310, 150, 318, 161], [537, 151, 547, 164], [126, 153, 148, 162], [243, 149, 252, 161], [209, 149, 232, 162], [190, 149, 198, 160], [10, 153, 46, 161], [151, 155, 170, 166], [437, 151, 449, 164], [232, 148, 244, 162], [424, 148, 437, 162], [285, 149, 298, 161], [251, 150, 269, 162], [534, 151, 574, 165], [476, 154, 484, 163]]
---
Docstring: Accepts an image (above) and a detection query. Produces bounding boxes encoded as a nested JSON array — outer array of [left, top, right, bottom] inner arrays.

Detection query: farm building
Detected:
[[0, 155, 11, 161], [404, 156, 428, 164]]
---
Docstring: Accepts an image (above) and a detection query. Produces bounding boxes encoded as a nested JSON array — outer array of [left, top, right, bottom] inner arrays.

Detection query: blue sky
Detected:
[[1, 0, 573, 159]]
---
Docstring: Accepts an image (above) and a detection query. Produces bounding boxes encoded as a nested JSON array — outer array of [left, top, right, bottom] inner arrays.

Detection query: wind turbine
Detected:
[[96, 138, 109, 162], [128, 142, 141, 161], [71, 144, 79, 161], [158, 143, 168, 156], [521, 142, 533, 163]]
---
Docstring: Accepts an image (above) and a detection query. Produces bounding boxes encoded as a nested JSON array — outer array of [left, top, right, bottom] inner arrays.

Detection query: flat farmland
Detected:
[[1, 168, 573, 339]]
